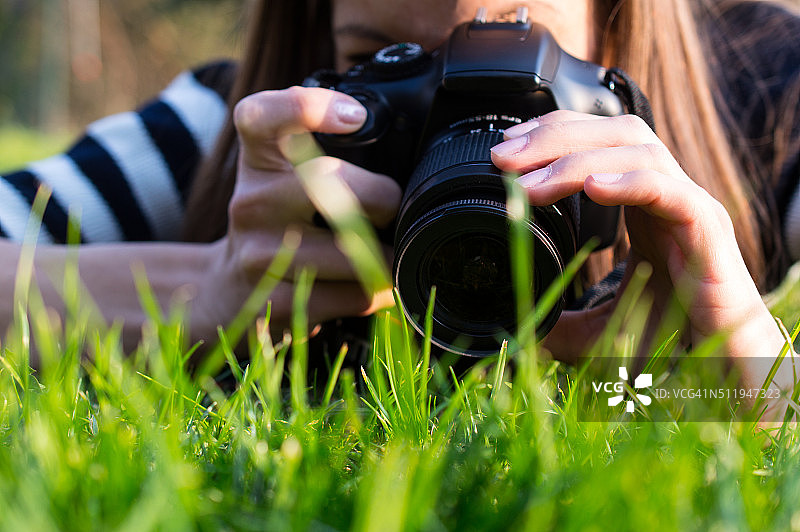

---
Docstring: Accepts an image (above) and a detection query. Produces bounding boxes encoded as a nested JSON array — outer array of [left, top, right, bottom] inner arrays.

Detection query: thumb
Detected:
[[234, 86, 367, 171]]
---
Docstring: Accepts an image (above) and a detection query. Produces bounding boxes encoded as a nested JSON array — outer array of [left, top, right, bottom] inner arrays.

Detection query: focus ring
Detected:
[[404, 128, 580, 238], [406, 130, 504, 193]]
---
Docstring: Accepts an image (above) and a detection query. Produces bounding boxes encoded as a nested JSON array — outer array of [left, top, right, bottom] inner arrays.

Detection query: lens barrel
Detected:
[[393, 122, 577, 356]]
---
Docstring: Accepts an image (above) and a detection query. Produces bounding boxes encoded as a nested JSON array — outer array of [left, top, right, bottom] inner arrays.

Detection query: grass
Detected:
[[6, 262, 800, 532], [2, 132, 800, 531]]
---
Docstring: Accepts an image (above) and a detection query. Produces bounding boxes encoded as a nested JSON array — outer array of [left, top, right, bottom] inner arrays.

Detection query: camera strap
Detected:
[[604, 67, 656, 132], [569, 258, 628, 310]]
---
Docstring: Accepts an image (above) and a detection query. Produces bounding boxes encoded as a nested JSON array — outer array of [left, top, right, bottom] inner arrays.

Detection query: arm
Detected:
[[0, 64, 232, 361], [0, 239, 217, 364], [1, 86, 401, 368]]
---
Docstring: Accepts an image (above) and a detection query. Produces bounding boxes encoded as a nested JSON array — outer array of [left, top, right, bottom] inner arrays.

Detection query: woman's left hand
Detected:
[[489, 109, 783, 364]]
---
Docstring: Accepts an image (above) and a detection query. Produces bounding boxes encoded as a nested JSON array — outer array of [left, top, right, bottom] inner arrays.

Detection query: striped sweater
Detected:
[[0, 62, 232, 244]]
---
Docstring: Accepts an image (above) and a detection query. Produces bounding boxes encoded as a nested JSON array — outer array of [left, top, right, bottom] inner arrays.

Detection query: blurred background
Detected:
[[0, 0, 244, 170], [1, 0, 798, 171]]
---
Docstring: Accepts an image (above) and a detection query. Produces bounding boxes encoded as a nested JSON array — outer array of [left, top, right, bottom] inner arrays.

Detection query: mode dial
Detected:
[[368, 42, 430, 79]]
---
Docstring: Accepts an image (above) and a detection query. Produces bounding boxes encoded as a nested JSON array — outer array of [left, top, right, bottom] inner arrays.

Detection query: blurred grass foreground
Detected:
[[0, 138, 799, 531], [1, 202, 800, 531]]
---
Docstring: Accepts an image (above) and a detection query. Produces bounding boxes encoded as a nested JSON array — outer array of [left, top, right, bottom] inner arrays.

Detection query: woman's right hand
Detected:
[[193, 87, 402, 339]]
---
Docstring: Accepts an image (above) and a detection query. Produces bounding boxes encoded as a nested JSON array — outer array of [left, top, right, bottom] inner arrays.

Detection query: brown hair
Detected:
[[591, 0, 769, 288], [184, 0, 790, 291], [183, 0, 333, 242]]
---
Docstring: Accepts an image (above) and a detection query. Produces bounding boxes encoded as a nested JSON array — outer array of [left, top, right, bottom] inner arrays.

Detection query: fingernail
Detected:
[[517, 166, 552, 187], [591, 173, 623, 184], [335, 99, 368, 124], [504, 120, 540, 138], [490, 134, 529, 158]]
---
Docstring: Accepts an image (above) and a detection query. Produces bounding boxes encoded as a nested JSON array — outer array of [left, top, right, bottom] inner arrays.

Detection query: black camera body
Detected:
[[305, 15, 628, 356]]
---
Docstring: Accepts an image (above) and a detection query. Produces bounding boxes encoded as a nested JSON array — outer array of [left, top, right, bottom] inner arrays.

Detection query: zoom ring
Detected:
[[403, 128, 579, 240], [406, 130, 505, 192]]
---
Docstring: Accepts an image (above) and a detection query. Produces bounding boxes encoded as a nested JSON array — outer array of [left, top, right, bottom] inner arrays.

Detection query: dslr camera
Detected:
[[305, 8, 631, 356]]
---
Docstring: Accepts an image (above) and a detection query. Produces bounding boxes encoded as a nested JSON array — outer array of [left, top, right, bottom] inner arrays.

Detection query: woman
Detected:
[[1, 0, 798, 391]]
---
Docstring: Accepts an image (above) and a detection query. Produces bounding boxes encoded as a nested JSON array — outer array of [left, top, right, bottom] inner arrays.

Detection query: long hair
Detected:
[[183, 0, 333, 243], [184, 0, 795, 291], [592, 0, 769, 288]]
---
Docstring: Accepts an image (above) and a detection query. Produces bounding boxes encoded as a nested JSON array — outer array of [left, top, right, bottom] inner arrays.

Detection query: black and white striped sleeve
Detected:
[[0, 61, 234, 244]]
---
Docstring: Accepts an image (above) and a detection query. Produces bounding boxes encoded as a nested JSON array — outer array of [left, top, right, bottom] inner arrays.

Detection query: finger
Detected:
[[228, 169, 313, 230], [516, 166, 733, 273], [293, 236, 391, 282], [491, 114, 660, 172], [503, 109, 605, 139], [237, 230, 393, 283], [230, 157, 401, 230], [234, 86, 367, 171], [512, 144, 690, 206], [269, 280, 392, 328], [583, 169, 716, 226], [294, 156, 402, 229], [584, 170, 742, 273], [308, 282, 393, 323]]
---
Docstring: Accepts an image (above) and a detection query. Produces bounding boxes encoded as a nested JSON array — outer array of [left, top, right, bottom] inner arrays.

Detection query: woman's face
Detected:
[[332, 0, 598, 71]]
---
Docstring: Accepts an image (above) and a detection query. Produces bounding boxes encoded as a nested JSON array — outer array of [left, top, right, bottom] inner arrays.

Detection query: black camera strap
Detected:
[[570, 259, 628, 309], [604, 67, 656, 132]]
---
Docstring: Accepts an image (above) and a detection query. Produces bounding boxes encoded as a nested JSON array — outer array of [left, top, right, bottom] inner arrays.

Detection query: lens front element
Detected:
[[395, 198, 569, 357], [428, 232, 513, 328]]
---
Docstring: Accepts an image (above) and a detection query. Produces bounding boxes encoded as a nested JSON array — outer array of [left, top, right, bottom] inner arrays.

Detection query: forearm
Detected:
[[0, 239, 218, 364]]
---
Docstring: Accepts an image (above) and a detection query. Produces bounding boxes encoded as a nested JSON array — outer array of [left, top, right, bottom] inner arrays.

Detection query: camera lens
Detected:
[[427, 233, 513, 326], [393, 117, 578, 356]]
